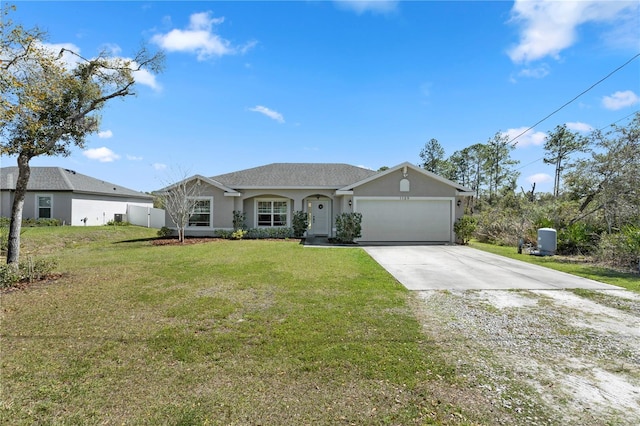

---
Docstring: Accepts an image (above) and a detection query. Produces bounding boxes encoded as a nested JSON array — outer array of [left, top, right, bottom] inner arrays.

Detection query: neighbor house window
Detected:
[[257, 200, 288, 227], [36, 195, 52, 219], [188, 198, 212, 227]]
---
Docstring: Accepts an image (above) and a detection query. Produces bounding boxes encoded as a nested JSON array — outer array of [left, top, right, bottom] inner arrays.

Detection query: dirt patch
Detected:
[[413, 289, 640, 425]]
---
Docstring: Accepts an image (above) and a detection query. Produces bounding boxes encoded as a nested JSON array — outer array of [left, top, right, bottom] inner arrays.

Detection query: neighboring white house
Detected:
[[0, 167, 159, 227], [157, 162, 474, 243]]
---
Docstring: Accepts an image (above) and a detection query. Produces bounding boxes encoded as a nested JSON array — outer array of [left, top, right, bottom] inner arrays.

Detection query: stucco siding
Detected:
[[354, 168, 457, 198], [0, 192, 13, 218]]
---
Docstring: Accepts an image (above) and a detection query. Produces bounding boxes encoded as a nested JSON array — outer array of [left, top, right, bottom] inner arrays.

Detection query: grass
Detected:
[[1, 226, 506, 425], [469, 240, 640, 293]]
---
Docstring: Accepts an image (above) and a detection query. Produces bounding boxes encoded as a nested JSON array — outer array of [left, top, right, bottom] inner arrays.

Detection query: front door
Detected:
[[309, 200, 329, 236]]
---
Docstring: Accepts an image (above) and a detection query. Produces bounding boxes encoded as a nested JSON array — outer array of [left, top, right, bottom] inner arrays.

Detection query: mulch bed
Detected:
[[151, 237, 303, 246]]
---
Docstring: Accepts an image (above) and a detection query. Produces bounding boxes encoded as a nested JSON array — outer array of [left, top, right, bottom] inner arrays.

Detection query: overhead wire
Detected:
[[508, 52, 640, 147], [514, 109, 639, 171]]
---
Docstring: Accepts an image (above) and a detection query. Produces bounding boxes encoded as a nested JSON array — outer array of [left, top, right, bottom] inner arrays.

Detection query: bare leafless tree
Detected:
[[156, 172, 202, 243]]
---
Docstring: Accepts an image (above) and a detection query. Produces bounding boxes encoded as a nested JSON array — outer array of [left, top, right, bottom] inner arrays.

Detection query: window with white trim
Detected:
[[257, 200, 288, 227], [188, 198, 213, 227], [36, 195, 52, 219]]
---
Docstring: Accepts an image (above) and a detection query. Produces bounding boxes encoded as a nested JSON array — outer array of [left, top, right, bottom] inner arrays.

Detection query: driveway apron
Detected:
[[363, 245, 621, 291]]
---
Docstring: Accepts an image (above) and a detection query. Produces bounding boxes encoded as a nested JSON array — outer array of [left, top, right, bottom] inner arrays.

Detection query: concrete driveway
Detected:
[[363, 245, 621, 290]]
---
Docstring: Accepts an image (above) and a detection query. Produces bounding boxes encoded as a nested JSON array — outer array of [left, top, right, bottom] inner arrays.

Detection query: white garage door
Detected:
[[356, 198, 452, 242]]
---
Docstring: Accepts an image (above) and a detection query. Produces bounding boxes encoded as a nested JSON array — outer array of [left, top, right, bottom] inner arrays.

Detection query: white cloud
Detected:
[[83, 147, 120, 162], [503, 127, 547, 148], [98, 130, 113, 139], [109, 56, 162, 91], [602, 90, 639, 110], [334, 0, 398, 15], [249, 105, 285, 123], [566, 121, 594, 133], [126, 155, 143, 161], [153, 163, 167, 171], [41, 42, 83, 70], [133, 66, 162, 91], [507, 0, 638, 63], [517, 64, 550, 79], [152, 11, 255, 61], [526, 173, 553, 184]]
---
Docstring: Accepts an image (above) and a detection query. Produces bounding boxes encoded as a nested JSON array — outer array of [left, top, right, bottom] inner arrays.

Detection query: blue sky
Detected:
[[3, 0, 639, 193]]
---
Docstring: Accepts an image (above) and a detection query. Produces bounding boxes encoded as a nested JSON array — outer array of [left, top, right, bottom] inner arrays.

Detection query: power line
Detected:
[[514, 109, 639, 171], [509, 52, 640, 147]]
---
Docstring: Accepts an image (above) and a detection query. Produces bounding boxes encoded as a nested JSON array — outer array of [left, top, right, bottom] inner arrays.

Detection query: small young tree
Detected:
[[158, 176, 202, 243], [232, 211, 247, 231]]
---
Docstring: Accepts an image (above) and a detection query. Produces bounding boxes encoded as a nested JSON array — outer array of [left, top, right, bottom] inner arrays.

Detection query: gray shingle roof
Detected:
[[0, 167, 152, 200], [210, 163, 379, 188]]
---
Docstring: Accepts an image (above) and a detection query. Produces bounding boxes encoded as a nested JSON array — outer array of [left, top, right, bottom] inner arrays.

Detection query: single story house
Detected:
[[0, 167, 155, 226], [159, 162, 474, 243]]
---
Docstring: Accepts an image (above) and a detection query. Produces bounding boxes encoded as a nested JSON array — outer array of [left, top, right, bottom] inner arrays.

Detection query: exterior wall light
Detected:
[[456, 200, 462, 207]]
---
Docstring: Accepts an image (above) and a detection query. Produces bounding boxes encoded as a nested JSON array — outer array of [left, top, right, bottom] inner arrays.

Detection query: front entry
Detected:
[[309, 200, 329, 236]]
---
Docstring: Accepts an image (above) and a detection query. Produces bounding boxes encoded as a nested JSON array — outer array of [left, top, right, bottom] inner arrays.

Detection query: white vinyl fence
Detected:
[[127, 205, 165, 229]]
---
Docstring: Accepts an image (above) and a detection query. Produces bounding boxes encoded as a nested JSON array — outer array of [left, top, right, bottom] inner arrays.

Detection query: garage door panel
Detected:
[[356, 199, 451, 242]]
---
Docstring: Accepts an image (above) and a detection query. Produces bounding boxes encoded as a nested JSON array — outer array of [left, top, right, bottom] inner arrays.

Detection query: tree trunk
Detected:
[[7, 153, 32, 265]]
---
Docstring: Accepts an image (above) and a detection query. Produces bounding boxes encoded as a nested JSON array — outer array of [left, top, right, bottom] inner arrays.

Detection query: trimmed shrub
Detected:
[[106, 220, 130, 226], [292, 211, 309, 238], [454, 216, 477, 245], [335, 212, 362, 243], [20, 218, 62, 227], [236, 228, 294, 240], [157, 227, 172, 238]]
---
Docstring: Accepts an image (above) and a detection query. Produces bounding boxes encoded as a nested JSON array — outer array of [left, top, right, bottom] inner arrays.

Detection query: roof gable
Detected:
[[0, 167, 152, 199], [211, 163, 378, 189], [155, 174, 239, 195], [338, 162, 474, 193]]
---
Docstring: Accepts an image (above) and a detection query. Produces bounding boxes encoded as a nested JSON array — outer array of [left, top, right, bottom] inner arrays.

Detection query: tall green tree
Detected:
[[483, 132, 519, 203], [564, 112, 639, 231], [543, 124, 588, 197], [467, 143, 487, 199], [419, 138, 447, 175], [0, 8, 164, 264]]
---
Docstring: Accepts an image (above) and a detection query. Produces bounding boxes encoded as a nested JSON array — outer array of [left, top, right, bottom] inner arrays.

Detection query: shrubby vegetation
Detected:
[[0, 217, 61, 227], [335, 212, 363, 243], [292, 210, 309, 238], [216, 227, 294, 240], [0, 256, 57, 289], [422, 112, 639, 271], [105, 220, 131, 226], [453, 216, 477, 245]]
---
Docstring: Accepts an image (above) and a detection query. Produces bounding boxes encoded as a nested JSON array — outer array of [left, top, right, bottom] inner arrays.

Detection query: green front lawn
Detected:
[[1, 227, 494, 424], [469, 240, 639, 293]]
